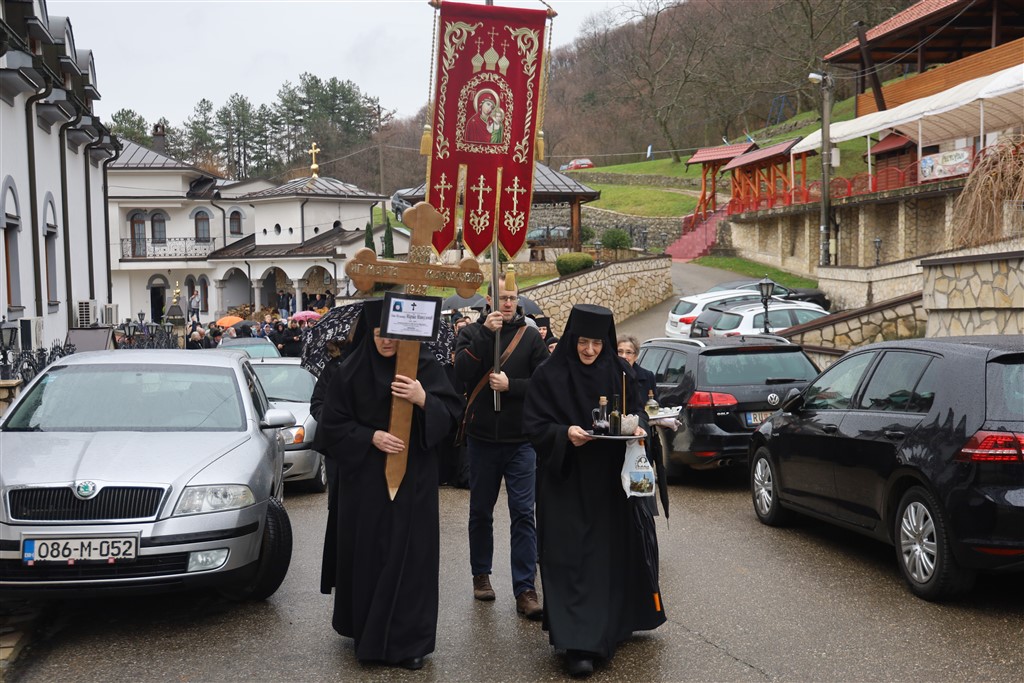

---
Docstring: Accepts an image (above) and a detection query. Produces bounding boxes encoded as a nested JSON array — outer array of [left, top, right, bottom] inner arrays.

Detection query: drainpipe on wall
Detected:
[[101, 142, 121, 304], [59, 110, 83, 328], [26, 77, 54, 317], [210, 195, 227, 246]]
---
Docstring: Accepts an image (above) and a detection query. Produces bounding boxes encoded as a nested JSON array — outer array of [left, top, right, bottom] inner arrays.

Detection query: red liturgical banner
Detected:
[[426, 1, 548, 257]]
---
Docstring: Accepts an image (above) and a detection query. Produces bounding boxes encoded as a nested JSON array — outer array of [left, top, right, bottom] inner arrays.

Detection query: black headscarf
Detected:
[[533, 304, 641, 428], [332, 300, 393, 430]]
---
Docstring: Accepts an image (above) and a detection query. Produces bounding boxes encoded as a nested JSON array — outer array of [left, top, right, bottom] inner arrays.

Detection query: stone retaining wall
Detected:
[[923, 250, 1024, 337], [0, 379, 23, 417], [782, 292, 927, 351], [521, 255, 674, 334], [571, 172, 707, 189]]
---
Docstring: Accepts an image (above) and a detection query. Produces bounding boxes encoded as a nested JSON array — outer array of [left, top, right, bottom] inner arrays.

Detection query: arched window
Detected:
[[151, 213, 166, 244], [229, 210, 242, 235], [199, 278, 209, 312], [195, 211, 210, 242], [130, 211, 146, 257]]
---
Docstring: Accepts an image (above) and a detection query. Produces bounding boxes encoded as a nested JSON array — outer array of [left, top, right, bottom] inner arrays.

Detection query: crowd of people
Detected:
[[311, 275, 667, 677]]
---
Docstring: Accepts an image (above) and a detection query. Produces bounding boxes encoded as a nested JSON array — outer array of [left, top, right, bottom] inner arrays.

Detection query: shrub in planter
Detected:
[[580, 225, 595, 244], [556, 252, 594, 276], [601, 228, 632, 250]]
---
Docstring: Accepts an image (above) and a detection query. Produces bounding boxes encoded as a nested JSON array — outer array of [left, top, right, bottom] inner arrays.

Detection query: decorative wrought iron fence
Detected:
[[113, 326, 181, 350], [0, 339, 76, 383], [119, 237, 217, 259]]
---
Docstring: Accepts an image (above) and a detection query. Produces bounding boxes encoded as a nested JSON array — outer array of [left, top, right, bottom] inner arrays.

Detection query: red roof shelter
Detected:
[[685, 143, 755, 222], [722, 138, 804, 215]]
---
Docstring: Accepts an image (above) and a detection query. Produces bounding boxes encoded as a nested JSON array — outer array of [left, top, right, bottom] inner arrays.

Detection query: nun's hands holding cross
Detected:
[[391, 374, 426, 408]]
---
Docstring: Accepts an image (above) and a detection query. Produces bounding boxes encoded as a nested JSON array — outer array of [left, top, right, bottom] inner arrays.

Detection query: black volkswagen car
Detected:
[[637, 336, 820, 477], [748, 336, 1024, 601]]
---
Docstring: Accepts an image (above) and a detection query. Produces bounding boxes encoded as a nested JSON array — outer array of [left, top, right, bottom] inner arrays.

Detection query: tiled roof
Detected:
[[110, 140, 212, 174], [686, 143, 757, 166], [401, 162, 600, 203], [825, 0, 965, 61], [244, 176, 387, 200], [207, 226, 394, 260], [721, 138, 803, 172], [867, 133, 914, 156]]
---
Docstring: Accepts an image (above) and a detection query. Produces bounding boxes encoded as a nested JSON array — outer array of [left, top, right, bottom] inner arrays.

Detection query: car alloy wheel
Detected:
[[750, 447, 790, 526], [894, 486, 974, 601], [899, 501, 936, 584]]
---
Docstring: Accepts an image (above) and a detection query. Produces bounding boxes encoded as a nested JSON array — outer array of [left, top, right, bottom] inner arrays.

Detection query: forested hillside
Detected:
[[108, 0, 914, 190]]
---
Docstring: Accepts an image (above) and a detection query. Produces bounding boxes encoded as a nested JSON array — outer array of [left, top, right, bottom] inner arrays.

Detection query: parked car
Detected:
[[664, 289, 780, 338], [391, 188, 414, 221], [220, 337, 281, 358], [251, 357, 326, 493], [690, 300, 828, 338], [748, 336, 1024, 601], [637, 336, 820, 477], [707, 279, 832, 311], [526, 226, 571, 243], [560, 158, 595, 171], [0, 350, 295, 599]]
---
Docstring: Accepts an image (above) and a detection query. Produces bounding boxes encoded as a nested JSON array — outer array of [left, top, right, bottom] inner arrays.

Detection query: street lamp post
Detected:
[[641, 228, 648, 252], [757, 275, 775, 335], [809, 69, 833, 267], [594, 240, 602, 266], [123, 318, 139, 347], [873, 238, 883, 266], [0, 319, 19, 380]]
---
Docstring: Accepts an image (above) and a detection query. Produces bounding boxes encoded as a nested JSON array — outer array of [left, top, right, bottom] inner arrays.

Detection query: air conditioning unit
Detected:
[[19, 317, 45, 351], [76, 299, 97, 327], [101, 303, 119, 326]]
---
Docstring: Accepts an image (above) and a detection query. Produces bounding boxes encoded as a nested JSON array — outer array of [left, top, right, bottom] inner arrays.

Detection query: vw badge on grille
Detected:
[[74, 480, 99, 500], [767, 393, 781, 406]]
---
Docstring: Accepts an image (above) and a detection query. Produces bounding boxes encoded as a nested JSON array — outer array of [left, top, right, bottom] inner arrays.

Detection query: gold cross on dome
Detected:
[[308, 142, 321, 178]]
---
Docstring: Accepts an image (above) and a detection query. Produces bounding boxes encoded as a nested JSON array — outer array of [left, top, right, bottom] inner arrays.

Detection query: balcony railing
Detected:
[[120, 237, 218, 259]]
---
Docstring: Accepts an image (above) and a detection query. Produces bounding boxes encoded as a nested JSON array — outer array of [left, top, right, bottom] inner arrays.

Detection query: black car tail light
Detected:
[[955, 430, 1024, 463], [688, 391, 738, 408]]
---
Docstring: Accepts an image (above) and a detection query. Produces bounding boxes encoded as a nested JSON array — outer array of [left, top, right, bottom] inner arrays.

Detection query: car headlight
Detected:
[[282, 425, 306, 445], [174, 485, 255, 516]]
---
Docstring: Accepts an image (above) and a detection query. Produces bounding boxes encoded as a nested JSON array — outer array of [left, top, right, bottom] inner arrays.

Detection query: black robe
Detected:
[[523, 305, 665, 659], [317, 328, 462, 664]]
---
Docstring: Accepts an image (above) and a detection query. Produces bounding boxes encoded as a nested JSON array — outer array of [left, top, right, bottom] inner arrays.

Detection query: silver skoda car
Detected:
[[0, 350, 295, 599]]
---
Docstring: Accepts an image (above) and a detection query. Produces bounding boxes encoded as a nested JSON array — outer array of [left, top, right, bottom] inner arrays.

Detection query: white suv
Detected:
[[706, 301, 828, 337], [665, 290, 781, 338]]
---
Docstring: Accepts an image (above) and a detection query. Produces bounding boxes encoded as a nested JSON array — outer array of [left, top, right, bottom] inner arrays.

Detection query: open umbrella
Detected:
[[301, 301, 456, 377], [518, 295, 543, 317], [443, 292, 486, 310], [216, 315, 244, 328], [290, 310, 322, 323]]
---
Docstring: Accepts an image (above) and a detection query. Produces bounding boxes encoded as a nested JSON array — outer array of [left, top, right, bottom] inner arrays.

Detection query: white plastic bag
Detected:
[[621, 438, 656, 498]]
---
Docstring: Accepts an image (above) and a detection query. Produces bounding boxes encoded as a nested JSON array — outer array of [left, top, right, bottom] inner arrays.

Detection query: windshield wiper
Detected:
[[3, 425, 43, 431], [765, 377, 803, 384]]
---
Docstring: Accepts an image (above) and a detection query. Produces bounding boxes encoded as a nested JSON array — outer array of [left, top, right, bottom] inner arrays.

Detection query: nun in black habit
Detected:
[[523, 304, 666, 677], [317, 299, 463, 670]]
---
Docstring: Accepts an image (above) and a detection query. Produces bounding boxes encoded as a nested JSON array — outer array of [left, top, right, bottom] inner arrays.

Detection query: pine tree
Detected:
[[383, 212, 395, 258], [364, 221, 373, 249]]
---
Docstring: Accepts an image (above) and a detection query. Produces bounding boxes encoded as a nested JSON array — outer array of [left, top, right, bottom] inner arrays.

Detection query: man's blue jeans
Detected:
[[467, 437, 537, 596]]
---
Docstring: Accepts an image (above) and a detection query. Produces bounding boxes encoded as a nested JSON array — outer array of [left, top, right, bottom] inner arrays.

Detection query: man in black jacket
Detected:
[[454, 274, 548, 620]]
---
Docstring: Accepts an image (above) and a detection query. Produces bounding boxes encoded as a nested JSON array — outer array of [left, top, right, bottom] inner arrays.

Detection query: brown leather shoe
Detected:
[[515, 589, 543, 620], [473, 574, 495, 601]]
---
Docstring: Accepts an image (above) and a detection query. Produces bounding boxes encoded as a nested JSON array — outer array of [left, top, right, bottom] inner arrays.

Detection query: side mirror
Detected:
[[261, 408, 296, 429], [781, 387, 804, 413]]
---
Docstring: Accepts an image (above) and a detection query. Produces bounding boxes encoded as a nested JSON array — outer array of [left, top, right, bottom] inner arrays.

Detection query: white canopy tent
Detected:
[[792, 63, 1024, 155]]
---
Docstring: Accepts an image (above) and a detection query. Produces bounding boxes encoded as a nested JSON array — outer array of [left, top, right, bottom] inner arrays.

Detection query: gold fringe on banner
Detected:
[[420, 124, 433, 156], [536, 130, 545, 161], [504, 264, 517, 291]]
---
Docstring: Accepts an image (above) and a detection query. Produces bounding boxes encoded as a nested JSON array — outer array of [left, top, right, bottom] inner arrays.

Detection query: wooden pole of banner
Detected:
[[345, 202, 484, 499]]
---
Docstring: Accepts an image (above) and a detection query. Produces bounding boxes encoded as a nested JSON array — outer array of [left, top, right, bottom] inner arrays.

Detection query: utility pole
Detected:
[[377, 104, 385, 197], [811, 69, 834, 267]]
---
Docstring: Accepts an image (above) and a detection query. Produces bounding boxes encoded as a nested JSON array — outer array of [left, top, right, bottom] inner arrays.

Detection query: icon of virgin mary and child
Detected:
[[465, 89, 505, 145]]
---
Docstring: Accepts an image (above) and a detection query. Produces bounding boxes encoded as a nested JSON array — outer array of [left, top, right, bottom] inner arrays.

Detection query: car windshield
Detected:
[[699, 350, 819, 386], [2, 364, 246, 432], [222, 340, 280, 357], [253, 364, 316, 403]]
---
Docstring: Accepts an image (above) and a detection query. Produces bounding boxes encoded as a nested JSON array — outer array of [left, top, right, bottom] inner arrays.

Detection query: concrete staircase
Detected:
[[665, 208, 725, 260]]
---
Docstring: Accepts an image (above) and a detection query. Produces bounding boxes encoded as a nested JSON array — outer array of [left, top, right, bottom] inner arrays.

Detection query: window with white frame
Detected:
[[195, 211, 210, 242], [152, 213, 167, 244], [230, 210, 242, 235]]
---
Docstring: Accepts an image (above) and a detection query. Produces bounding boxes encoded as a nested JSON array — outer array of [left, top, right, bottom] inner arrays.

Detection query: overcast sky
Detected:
[[50, 0, 617, 127]]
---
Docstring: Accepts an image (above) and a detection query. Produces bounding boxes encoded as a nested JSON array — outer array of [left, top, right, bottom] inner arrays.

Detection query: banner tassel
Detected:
[[536, 130, 545, 161], [504, 264, 517, 291], [420, 124, 433, 156]]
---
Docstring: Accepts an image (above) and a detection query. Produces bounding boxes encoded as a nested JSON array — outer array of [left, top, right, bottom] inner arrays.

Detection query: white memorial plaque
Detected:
[[381, 292, 442, 342]]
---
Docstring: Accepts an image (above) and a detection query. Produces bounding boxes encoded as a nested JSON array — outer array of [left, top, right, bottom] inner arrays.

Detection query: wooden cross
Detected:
[[345, 202, 483, 499]]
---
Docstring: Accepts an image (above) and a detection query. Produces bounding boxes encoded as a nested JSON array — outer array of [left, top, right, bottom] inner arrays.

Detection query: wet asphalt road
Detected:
[[7, 262, 1023, 681]]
